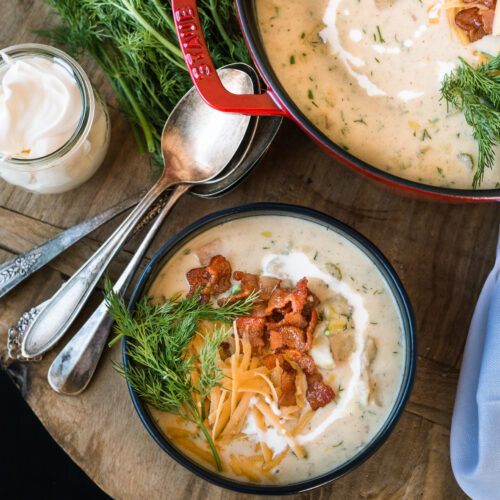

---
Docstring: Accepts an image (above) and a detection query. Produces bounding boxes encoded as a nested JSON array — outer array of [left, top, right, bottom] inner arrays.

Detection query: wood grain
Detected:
[[1, 0, 498, 498]]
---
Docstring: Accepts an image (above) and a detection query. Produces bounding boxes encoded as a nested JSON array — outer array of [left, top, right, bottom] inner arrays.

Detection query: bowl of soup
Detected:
[[122, 204, 416, 494], [171, 0, 500, 200]]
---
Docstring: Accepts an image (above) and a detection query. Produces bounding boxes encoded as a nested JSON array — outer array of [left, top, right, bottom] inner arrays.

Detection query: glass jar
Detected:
[[0, 43, 110, 194]]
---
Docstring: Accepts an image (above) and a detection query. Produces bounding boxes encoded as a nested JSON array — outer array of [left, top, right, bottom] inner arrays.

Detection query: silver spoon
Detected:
[[19, 67, 253, 360], [47, 185, 188, 394], [47, 112, 282, 395]]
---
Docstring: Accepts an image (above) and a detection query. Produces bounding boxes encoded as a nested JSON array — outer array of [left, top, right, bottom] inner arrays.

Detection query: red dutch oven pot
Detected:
[[171, 0, 500, 202]]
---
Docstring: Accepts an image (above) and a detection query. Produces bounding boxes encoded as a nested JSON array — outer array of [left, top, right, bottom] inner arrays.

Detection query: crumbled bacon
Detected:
[[258, 276, 281, 301], [266, 312, 308, 331], [305, 309, 318, 351], [455, 0, 496, 42], [205, 255, 232, 295], [269, 326, 307, 352], [186, 267, 211, 302], [266, 277, 309, 316], [280, 367, 298, 406], [249, 302, 268, 318], [266, 288, 294, 315], [236, 317, 266, 355], [284, 350, 335, 410], [185, 256, 335, 411], [305, 372, 335, 411], [218, 271, 259, 306], [284, 349, 316, 375], [186, 255, 232, 302]]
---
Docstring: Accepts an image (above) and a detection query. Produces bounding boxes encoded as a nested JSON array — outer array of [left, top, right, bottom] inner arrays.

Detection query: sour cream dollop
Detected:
[[0, 56, 83, 158]]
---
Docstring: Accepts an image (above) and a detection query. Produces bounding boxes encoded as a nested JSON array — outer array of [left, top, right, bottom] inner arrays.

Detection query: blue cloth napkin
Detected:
[[451, 227, 500, 500]]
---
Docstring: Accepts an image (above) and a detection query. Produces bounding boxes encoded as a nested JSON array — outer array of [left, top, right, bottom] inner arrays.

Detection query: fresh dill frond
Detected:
[[37, 0, 250, 171], [105, 283, 258, 470], [440, 53, 500, 188]]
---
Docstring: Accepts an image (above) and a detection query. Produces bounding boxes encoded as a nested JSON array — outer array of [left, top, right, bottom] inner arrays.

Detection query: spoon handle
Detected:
[[0, 193, 143, 299], [47, 185, 190, 395], [21, 178, 170, 359]]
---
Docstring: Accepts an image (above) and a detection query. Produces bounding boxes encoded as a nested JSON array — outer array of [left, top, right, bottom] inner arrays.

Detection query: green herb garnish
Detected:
[[376, 25, 385, 43], [37, 0, 250, 169], [421, 128, 432, 141], [106, 283, 258, 470], [441, 53, 500, 188]]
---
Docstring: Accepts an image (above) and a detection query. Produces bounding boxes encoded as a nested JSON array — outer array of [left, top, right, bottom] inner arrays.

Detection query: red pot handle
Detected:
[[171, 0, 286, 116]]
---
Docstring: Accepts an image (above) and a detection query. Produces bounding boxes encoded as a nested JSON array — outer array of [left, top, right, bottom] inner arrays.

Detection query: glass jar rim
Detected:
[[0, 43, 95, 171]]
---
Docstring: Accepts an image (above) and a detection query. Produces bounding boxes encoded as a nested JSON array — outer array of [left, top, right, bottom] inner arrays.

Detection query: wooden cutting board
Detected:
[[1, 1, 497, 498]]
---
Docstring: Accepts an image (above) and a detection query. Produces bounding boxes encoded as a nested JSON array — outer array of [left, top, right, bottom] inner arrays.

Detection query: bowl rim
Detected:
[[123, 202, 418, 495], [234, 0, 500, 201]]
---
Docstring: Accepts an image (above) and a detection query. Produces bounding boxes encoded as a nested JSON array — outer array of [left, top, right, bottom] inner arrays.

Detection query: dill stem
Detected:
[[100, 49, 156, 153], [195, 416, 222, 471], [130, 122, 147, 155], [158, 48, 189, 73], [209, 0, 235, 54], [151, 0, 176, 34], [112, 0, 184, 62]]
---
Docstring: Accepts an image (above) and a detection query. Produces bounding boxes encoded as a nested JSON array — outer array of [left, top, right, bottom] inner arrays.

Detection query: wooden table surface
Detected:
[[1, 1, 499, 499]]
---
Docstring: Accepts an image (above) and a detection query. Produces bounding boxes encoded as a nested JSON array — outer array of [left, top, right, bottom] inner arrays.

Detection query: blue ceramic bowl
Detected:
[[123, 203, 417, 495]]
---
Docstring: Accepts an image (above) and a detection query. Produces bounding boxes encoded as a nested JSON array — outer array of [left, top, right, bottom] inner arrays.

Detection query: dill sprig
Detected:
[[105, 283, 258, 470], [440, 53, 500, 188], [37, 0, 250, 169]]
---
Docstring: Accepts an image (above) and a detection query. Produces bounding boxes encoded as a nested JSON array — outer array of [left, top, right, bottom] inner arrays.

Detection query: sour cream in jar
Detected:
[[0, 44, 110, 194]]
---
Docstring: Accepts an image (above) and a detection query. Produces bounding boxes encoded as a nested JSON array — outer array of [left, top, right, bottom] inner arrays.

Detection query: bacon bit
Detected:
[[302, 290, 320, 318], [258, 276, 281, 301], [305, 309, 318, 351], [455, 2, 496, 41], [250, 303, 268, 318], [205, 255, 232, 295], [284, 349, 335, 410], [269, 330, 283, 351], [280, 368, 298, 406], [266, 278, 309, 316], [266, 288, 293, 315], [186, 255, 231, 302], [186, 267, 211, 302], [481, 7, 495, 32], [262, 353, 285, 370], [236, 317, 266, 355], [263, 354, 297, 406], [291, 278, 309, 312], [284, 349, 316, 375], [305, 372, 335, 411], [284, 312, 309, 329], [218, 271, 259, 306], [269, 326, 307, 352], [265, 312, 308, 333]]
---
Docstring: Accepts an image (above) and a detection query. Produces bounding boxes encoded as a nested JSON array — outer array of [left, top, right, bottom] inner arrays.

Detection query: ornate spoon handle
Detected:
[[47, 185, 190, 395], [6, 191, 172, 361], [20, 178, 171, 359], [0, 193, 144, 299]]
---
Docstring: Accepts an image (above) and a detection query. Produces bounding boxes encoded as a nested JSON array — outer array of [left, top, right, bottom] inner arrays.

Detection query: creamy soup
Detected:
[[257, 0, 500, 189], [147, 215, 406, 485]]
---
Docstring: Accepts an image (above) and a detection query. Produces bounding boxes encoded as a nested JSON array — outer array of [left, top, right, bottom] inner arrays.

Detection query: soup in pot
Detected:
[[147, 215, 406, 484], [256, 0, 500, 189]]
